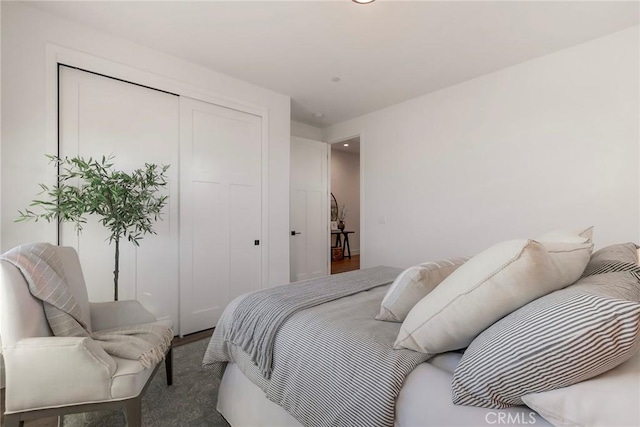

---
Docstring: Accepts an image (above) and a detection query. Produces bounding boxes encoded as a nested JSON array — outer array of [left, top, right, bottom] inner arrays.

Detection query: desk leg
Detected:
[[343, 234, 351, 259]]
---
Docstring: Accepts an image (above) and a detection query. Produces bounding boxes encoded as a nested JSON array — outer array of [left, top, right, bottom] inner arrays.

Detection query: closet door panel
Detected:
[[180, 97, 262, 335], [59, 66, 179, 327], [229, 183, 261, 301], [191, 182, 228, 313]]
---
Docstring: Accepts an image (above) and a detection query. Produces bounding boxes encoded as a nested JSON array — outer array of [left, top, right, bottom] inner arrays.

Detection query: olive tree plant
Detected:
[[17, 155, 169, 301]]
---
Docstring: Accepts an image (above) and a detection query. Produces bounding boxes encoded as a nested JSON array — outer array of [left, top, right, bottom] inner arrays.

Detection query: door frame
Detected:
[[327, 132, 363, 271], [45, 44, 271, 335]]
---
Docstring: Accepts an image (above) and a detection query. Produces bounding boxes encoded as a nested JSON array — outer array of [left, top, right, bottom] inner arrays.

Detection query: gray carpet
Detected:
[[63, 338, 231, 426]]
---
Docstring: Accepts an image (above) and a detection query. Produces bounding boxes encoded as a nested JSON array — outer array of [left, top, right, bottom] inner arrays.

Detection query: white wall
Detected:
[[291, 120, 323, 141], [1, 2, 291, 286], [324, 26, 639, 268], [331, 149, 360, 255]]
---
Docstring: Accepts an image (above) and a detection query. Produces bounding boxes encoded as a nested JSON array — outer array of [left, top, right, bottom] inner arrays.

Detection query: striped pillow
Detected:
[[376, 257, 468, 322], [590, 242, 638, 263], [451, 273, 640, 409], [581, 242, 640, 277], [583, 260, 640, 277]]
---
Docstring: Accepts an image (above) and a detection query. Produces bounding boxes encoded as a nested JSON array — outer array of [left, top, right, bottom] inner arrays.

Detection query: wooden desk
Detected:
[[331, 230, 354, 259]]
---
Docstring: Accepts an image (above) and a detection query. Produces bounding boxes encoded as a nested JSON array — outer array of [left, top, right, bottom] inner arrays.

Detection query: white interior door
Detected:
[[290, 136, 329, 282], [180, 97, 263, 335], [59, 66, 180, 327]]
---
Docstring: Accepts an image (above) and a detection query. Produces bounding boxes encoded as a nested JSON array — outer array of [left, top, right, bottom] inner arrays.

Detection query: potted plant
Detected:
[[17, 154, 169, 301]]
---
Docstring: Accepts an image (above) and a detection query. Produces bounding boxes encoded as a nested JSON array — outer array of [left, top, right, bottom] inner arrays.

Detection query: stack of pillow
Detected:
[[377, 227, 640, 426]]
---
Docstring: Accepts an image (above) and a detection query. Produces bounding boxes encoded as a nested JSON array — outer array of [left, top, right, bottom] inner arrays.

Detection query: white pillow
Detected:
[[376, 257, 468, 322], [522, 350, 640, 427], [394, 238, 593, 354], [537, 226, 593, 243]]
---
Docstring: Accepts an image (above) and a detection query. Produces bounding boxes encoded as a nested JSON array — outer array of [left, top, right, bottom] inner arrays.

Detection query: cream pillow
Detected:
[[376, 257, 468, 322], [536, 226, 593, 243], [522, 350, 640, 427], [394, 238, 593, 354]]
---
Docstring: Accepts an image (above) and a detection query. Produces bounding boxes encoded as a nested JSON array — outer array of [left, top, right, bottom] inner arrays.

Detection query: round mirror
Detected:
[[331, 193, 338, 221]]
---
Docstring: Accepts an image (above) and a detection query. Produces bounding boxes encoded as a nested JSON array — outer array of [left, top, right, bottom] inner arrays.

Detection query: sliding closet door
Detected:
[[59, 66, 180, 327], [180, 97, 263, 335]]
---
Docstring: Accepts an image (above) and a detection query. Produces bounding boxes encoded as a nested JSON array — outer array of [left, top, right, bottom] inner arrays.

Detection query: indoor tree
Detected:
[[17, 154, 170, 301]]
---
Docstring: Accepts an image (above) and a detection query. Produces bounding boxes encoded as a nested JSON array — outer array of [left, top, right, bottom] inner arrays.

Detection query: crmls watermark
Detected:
[[485, 411, 538, 425]]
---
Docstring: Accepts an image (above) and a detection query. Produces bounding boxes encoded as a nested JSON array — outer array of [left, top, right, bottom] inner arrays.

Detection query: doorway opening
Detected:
[[330, 136, 360, 274]]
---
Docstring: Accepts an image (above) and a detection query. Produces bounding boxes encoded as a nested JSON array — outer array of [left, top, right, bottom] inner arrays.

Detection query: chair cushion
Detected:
[[90, 301, 167, 332], [110, 356, 157, 400]]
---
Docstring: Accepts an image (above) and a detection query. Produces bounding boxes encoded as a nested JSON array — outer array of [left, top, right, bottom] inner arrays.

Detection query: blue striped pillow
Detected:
[[581, 242, 639, 277], [452, 273, 640, 409]]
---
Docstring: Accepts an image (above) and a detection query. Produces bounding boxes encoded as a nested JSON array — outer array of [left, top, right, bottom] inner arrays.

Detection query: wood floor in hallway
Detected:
[[331, 254, 360, 274]]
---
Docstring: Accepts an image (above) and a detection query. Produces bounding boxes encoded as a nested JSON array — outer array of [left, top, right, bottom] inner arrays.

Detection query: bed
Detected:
[[203, 239, 640, 427]]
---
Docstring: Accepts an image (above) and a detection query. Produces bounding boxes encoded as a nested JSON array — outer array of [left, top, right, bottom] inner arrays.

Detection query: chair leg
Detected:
[[125, 397, 142, 427], [165, 346, 173, 386], [3, 413, 23, 427]]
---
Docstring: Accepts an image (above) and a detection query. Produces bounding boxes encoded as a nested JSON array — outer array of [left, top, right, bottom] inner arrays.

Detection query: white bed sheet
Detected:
[[217, 361, 552, 427]]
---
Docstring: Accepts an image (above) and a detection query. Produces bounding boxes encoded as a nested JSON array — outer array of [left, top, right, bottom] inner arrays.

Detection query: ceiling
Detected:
[[28, 1, 639, 128]]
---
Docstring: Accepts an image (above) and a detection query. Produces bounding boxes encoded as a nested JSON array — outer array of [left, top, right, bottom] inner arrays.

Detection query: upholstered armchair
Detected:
[[0, 246, 173, 427]]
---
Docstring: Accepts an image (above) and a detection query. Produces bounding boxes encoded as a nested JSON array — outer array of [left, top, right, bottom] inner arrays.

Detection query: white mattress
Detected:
[[217, 360, 552, 427]]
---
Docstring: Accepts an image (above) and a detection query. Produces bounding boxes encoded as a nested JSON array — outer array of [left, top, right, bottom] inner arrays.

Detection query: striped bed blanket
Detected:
[[203, 266, 431, 427]]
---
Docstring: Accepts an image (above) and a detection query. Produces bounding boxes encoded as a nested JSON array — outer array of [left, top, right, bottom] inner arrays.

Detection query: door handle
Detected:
[[291, 231, 302, 236]]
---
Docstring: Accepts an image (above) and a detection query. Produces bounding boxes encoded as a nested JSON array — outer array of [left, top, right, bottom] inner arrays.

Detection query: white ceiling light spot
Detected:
[[313, 112, 325, 118], [352, 0, 375, 4], [343, 143, 349, 147]]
